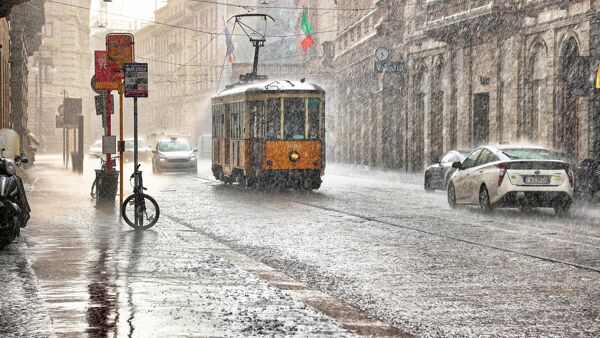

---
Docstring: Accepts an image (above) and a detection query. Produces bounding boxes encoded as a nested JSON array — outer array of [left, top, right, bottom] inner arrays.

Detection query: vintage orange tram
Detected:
[[211, 80, 326, 190]]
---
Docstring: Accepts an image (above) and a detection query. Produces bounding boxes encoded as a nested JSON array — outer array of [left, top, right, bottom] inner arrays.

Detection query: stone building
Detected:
[[0, 17, 10, 130], [0, 0, 44, 154], [10, 0, 45, 152], [28, 0, 91, 152], [134, 0, 226, 140], [333, 0, 600, 171], [135, 0, 337, 143]]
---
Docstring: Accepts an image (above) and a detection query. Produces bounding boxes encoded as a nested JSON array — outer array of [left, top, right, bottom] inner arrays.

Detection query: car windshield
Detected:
[[501, 148, 559, 160], [125, 140, 149, 150], [158, 140, 191, 152]]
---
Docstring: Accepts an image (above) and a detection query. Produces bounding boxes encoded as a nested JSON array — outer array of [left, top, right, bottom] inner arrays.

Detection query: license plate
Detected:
[[524, 175, 551, 185]]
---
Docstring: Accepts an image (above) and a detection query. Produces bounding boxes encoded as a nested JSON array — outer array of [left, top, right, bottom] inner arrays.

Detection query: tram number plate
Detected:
[[524, 175, 550, 185]]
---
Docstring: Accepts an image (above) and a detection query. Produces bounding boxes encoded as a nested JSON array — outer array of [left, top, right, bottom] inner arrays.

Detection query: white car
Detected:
[[88, 139, 102, 158], [447, 145, 574, 216]]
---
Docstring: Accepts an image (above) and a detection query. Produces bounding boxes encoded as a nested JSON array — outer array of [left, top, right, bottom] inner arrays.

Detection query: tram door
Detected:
[[473, 93, 489, 146]]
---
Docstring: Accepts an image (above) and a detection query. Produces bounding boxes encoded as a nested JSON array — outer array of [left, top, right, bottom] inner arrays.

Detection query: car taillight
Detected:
[[497, 163, 509, 186], [567, 169, 574, 187]]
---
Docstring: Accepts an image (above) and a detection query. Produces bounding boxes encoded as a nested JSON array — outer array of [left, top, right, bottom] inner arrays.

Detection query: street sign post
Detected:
[[95, 94, 114, 116], [124, 63, 148, 98], [64, 98, 82, 128]]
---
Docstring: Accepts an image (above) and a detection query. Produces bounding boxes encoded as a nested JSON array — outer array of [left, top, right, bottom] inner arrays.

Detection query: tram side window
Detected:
[[308, 99, 320, 139], [212, 105, 224, 137], [266, 98, 281, 139], [230, 102, 245, 139], [250, 101, 264, 138], [284, 98, 305, 140]]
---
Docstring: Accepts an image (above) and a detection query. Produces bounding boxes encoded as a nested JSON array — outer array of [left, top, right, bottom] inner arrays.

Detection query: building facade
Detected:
[[0, 18, 10, 130], [333, 0, 600, 171], [10, 0, 44, 152], [134, 0, 226, 141], [28, 0, 91, 152]]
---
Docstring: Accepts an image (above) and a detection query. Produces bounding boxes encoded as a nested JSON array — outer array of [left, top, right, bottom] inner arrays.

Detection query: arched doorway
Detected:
[[411, 63, 428, 171], [556, 36, 580, 160], [524, 43, 548, 143]]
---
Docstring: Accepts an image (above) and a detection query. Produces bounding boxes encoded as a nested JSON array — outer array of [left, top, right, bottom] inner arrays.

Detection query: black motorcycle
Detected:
[[0, 148, 30, 249]]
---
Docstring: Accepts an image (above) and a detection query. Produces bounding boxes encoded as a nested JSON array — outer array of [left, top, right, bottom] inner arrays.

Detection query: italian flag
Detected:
[[300, 10, 315, 50]]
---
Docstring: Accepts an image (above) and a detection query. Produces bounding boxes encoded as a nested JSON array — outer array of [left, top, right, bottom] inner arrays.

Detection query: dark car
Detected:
[[123, 139, 152, 163], [152, 138, 197, 174], [574, 159, 600, 201], [424, 150, 470, 191]]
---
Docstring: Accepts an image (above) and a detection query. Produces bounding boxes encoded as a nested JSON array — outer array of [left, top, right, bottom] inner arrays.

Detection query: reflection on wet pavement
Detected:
[[0, 156, 359, 337]]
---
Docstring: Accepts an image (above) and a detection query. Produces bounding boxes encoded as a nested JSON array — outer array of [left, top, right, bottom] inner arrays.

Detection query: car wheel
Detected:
[[554, 201, 571, 217], [424, 172, 434, 192], [479, 185, 494, 213], [447, 182, 457, 209]]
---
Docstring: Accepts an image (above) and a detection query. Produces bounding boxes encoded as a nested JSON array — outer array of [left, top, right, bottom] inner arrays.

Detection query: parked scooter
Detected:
[[0, 148, 30, 249]]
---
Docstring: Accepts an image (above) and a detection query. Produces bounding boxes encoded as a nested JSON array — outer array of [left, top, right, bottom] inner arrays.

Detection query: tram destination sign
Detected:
[[124, 63, 148, 98], [374, 60, 406, 73]]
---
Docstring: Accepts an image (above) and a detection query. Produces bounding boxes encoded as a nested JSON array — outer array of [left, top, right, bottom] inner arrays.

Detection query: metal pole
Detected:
[[134, 97, 138, 171], [62, 127, 66, 166], [133, 96, 138, 227], [119, 88, 124, 213], [106, 92, 112, 172], [66, 128, 69, 169]]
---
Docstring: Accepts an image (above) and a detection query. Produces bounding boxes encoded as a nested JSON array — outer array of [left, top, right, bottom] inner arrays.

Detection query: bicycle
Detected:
[[121, 164, 159, 230], [90, 155, 119, 205]]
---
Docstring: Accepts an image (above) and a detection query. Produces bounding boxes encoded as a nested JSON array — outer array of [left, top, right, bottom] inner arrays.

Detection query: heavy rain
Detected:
[[0, 0, 599, 337]]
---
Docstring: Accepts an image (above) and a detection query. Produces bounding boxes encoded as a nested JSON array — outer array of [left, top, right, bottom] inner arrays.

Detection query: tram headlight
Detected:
[[288, 151, 301, 163]]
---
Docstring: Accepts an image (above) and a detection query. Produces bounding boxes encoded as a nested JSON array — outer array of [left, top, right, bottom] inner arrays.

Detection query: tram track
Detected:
[[189, 173, 600, 273], [292, 201, 600, 274]]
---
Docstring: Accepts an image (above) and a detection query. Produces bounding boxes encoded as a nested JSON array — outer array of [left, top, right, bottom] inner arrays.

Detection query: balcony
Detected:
[[425, 0, 523, 43]]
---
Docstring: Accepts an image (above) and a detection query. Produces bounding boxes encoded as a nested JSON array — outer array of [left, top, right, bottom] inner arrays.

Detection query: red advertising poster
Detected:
[[95, 50, 120, 91], [106, 33, 134, 77]]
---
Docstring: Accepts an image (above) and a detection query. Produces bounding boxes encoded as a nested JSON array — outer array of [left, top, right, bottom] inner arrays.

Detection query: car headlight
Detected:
[[5, 162, 16, 175], [190, 156, 196, 161], [159, 157, 166, 162]]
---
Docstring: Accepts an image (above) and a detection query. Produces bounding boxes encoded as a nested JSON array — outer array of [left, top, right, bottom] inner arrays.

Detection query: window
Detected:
[[250, 101, 264, 138], [229, 102, 244, 139], [441, 152, 456, 163], [501, 148, 559, 160], [43, 23, 53, 37], [476, 149, 498, 166], [266, 98, 281, 139], [308, 98, 320, 139], [212, 104, 225, 137], [284, 98, 305, 140], [462, 149, 483, 169]]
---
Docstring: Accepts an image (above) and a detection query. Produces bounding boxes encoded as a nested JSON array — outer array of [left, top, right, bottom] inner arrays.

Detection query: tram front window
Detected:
[[284, 98, 305, 140], [266, 99, 281, 139], [308, 98, 320, 139]]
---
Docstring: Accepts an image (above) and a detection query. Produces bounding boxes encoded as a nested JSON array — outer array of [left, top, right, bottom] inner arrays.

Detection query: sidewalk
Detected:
[[3, 154, 359, 337]]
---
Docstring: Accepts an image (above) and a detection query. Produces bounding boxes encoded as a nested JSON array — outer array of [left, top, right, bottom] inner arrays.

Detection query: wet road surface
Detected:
[[1, 155, 599, 337]]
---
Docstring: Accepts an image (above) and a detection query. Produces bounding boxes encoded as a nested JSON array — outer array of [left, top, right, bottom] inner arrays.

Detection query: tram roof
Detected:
[[214, 80, 323, 98]]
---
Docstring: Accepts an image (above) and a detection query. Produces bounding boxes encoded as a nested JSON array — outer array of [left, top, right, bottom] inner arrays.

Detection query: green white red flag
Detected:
[[300, 10, 314, 50]]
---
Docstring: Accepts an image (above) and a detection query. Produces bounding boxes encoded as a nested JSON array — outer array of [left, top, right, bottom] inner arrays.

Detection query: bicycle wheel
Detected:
[[121, 194, 160, 230]]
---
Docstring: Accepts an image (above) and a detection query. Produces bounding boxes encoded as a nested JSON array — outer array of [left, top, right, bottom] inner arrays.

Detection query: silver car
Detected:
[[152, 138, 197, 174]]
